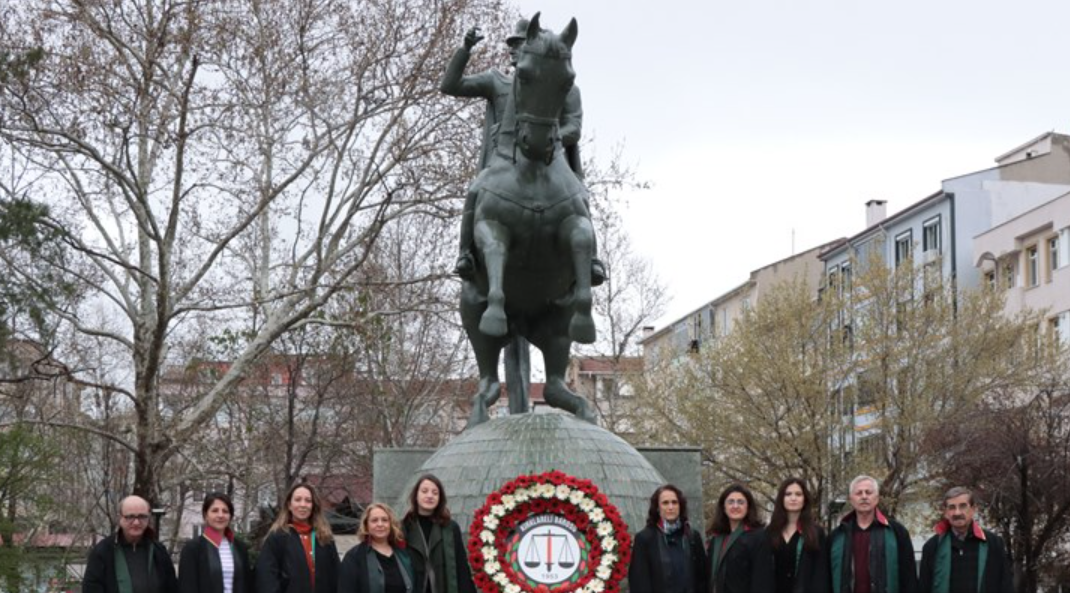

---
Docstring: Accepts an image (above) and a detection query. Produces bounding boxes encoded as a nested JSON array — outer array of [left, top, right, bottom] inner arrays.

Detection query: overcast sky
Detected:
[[504, 0, 1070, 327]]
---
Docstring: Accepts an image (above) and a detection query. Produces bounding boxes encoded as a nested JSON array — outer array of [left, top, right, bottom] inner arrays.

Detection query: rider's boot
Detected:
[[591, 258, 607, 287], [453, 250, 476, 279]]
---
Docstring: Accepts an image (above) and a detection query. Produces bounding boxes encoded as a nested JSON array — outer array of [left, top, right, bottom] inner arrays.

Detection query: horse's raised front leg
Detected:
[[529, 320, 597, 424], [474, 219, 510, 337], [460, 281, 508, 427], [560, 215, 596, 344]]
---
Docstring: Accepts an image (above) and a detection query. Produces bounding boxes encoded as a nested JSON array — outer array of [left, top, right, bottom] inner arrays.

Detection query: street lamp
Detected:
[[151, 507, 166, 533]]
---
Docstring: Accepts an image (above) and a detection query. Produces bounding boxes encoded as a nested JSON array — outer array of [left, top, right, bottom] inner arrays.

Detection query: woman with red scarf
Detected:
[[179, 492, 254, 593], [256, 482, 340, 593], [706, 484, 773, 593]]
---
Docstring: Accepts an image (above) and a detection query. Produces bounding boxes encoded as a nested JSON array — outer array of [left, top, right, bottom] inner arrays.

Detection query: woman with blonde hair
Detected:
[[256, 482, 340, 593], [339, 502, 415, 593]]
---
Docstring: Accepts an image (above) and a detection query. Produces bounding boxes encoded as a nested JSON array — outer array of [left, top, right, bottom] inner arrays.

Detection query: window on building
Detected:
[[1027, 245, 1039, 287], [1050, 236, 1060, 277], [894, 232, 912, 267], [922, 216, 942, 253], [841, 263, 852, 295], [983, 270, 996, 289], [922, 261, 941, 302], [1050, 315, 1063, 347], [1002, 261, 1015, 289]]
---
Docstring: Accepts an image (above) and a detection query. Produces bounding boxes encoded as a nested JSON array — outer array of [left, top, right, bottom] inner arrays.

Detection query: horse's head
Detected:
[[513, 13, 577, 164]]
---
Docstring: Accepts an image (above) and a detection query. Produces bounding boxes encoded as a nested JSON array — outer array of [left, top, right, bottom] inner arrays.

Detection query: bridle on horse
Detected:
[[511, 44, 572, 166]]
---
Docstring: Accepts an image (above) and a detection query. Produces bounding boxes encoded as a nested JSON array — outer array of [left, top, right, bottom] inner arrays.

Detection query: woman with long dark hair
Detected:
[[628, 484, 707, 593], [766, 478, 828, 593], [179, 492, 254, 593], [339, 503, 415, 593], [706, 484, 773, 593], [256, 482, 340, 593], [401, 475, 475, 593]]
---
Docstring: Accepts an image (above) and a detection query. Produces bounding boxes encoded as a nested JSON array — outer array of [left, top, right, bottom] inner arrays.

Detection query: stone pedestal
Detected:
[[373, 413, 703, 534]]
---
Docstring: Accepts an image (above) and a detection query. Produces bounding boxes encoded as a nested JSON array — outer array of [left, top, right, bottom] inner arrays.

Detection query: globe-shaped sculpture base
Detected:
[[403, 412, 666, 534]]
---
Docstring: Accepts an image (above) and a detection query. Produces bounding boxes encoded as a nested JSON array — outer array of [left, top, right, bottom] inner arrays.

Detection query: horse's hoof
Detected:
[[569, 316, 596, 344], [467, 405, 490, 428], [577, 406, 597, 425], [480, 310, 508, 337]]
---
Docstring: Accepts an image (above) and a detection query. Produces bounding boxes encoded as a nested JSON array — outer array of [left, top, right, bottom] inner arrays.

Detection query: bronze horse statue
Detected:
[[461, 14, 597, 426]]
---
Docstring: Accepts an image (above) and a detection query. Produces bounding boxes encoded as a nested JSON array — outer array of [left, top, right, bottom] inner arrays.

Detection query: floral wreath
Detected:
[[467, 470, 632, 593]]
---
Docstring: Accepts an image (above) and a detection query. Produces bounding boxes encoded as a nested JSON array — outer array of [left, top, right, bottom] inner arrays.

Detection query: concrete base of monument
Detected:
[[373, 412, 704, 535]]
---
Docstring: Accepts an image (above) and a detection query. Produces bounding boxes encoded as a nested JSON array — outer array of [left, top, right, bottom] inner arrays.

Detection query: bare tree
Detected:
[[0, 0, 509, 509], [632, 256, 1037, 518], [572, 146, 666, 433], [931, 349, 1070, 593]]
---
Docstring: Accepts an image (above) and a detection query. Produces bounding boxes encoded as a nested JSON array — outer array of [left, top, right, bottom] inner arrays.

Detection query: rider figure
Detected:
[[440, 19, 606, 285]]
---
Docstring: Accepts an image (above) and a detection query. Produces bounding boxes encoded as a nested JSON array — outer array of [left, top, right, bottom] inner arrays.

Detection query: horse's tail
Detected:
[[504, 335, 531, 414]]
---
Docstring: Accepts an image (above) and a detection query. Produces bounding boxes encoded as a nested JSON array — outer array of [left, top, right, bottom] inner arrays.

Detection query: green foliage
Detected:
[[0, 197, 75, 346], [0, 47, 44, 84], [0, 425, 62, 593]]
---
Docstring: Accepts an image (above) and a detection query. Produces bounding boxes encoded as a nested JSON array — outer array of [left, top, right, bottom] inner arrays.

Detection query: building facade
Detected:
[[640, 241, 837, 365], [974, 189, 1070, 344]]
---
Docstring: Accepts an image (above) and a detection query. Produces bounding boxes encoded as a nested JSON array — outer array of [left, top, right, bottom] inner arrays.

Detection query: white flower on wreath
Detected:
[[569, 490, 586, 505], [484, 516, 499, 530], [596, 521, 613, 537], [501, 494, 516, 510], [492, 572, 509, 586], [596, 565, 612, 580], [537, 483, 555, 497], [602, 552, 618, 565], [504, 585, 521, 593], [579, 498, 596, 512], [490, 504, 506, 518], [482, 546, 496, 560], [588, 508, 605, 522], [484, 560, 501, 575], [601, 536, 616, 551], [588, 578, 606, 592], [555, 484, 571, 500], [480, 530, 495, 543]]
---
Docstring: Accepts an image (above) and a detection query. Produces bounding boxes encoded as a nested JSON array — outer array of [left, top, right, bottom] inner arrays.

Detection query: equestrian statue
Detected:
[[442, 14, 600, 427]]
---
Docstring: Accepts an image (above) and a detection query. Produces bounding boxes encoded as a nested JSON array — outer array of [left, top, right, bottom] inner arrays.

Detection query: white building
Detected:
[[821, 132, 1070, 290]]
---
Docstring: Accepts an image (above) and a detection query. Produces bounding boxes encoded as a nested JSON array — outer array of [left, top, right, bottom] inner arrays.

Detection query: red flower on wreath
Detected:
[[468, 471, 631, 593]]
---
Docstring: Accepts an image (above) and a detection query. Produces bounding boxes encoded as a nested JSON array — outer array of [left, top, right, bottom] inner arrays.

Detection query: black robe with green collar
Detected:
[[918, 520, 1013, 593], [401, 517, 475, 593]]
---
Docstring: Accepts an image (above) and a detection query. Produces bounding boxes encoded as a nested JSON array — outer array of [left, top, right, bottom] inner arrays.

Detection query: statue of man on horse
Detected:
[[441, 14, 601, 427]]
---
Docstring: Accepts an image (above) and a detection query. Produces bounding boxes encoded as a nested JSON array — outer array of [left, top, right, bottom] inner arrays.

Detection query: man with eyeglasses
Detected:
[[918, 487, 1013, 593], [83, 495, 177, 593], [829, 475, 918, 593]]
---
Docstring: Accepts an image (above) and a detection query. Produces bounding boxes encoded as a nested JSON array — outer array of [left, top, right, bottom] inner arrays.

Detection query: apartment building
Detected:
[[822, 132, 1070, 288], [974, 189, 1070, 344], [640, 241, 838, 365]]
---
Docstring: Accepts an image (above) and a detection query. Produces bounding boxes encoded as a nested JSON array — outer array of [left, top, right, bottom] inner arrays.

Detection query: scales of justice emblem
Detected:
[[514, 514, 583, 585]]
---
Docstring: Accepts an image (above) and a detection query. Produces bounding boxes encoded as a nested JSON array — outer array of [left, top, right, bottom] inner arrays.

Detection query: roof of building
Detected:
[[640, 240, 841, 345], [572, 356, 644, 374], [819, 189, 946, 260], [993, 131, 1057, 164]]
